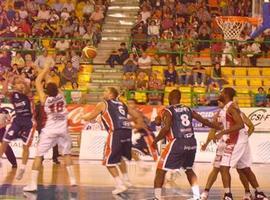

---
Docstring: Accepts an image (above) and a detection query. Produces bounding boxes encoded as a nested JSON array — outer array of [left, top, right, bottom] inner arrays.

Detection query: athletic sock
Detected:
[[114, 176, 123, 187], [20, 164, 26, 170], [66, 165, 76, 184], [30, 170, 39, 186], [154, 188, 162, 199], [225, 188, 231, 193], [122, 173, 129, 182], [192, 185, 200, 199]]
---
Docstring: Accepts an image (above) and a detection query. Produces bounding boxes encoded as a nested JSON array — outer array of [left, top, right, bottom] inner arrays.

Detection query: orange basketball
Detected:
[[82, 46, 97, 59]]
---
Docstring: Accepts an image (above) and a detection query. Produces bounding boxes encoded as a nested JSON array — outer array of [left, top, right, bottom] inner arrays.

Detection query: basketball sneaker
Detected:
[[223, 193, 234, 200], [112, 184, 128, 195], [123, 180, 133, 188], [255, 191, 269, 200], [16, 168, 25, 180], [23, 184, 37, 192], [201, 191, 209, 200], [242, 193, 253, 200]]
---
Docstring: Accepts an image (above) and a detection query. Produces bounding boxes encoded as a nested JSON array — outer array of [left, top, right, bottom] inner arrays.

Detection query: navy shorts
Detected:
[[3, 117, 35, 146], [103, 129, 132, 166], [158, 138, 197, 171]]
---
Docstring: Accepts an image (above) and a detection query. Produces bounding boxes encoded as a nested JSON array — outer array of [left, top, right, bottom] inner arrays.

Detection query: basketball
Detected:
[[82, 46, 97, 59]]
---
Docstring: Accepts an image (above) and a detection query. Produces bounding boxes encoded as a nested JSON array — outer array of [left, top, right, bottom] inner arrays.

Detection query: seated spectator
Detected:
[[37, 5, 50, 21], [136, 72, 148, 91], [82, 0, 95, 19], [267, 88, 270, 107], [147, 20, 160, 38], [208, 62, 224, 89], [55, 36, 70, 52], [11, 52, 25, 71], [164, 63, 177, 86], [138, 52, 152, 75], [123, 53, 138, 73], [90, 6, 104, 23], [60, 61, 78, 87], [122, 72, 136, 91], [140, 5, 151, 23], [148, 73, 164, 105], [34, 50, 55, 71], [63, 0, 75, 12], [177, 65, 191, 86], [61, 8, 70, 21], [132, 27, 147, 50], [192, 61, 206, 87], [18, 6, 28, 19], [246, 41, 261, 67], [197, 28, 211, 52], [255, 87, 267, 107], [71, 50, 80, 71], [52, 0, 63, 13], [206, 84, 219, 106]]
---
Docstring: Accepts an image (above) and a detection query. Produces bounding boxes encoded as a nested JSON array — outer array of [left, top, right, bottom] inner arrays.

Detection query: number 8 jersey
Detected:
[[43, 94, 68, 132], [165, 104, 194, 141]]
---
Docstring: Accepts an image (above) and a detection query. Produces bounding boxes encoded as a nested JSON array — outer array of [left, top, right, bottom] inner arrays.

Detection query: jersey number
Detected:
[[118, 106, 126, 116], [181, 114, 191, 127], [49, 101, 64, 113]]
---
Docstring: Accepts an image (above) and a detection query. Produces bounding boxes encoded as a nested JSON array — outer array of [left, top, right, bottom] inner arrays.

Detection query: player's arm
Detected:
[[35, 64, 51, 104], [215, 106, 245, 140], [192, 111, 222, 130], [82, 102, 105, 121], [153, 110, 172, 145], [127, 106, 147, 130], [241, 112, 254, 136]]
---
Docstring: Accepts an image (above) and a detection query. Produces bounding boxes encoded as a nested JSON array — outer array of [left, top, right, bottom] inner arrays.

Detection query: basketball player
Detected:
[[23, 64, 77, 192], [127, 99, 158, 167], [152, 89, 222, 200], [214, 87, 269, 200], [0, 74, 35, 180], [0, 104, 17, 168], [82, 87, 146, 195], [250, 0, 270, 39], [201, 100, 269, 200]]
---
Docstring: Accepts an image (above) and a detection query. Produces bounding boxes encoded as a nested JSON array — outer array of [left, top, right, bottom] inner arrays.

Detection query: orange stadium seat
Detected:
[[234, 68, 247, 76]]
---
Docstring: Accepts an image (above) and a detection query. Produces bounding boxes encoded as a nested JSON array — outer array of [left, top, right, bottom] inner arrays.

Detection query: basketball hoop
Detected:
[[216, 16, 260, 40]]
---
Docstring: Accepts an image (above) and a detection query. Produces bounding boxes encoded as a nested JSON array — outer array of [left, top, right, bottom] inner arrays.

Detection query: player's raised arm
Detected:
[[215, 106, 245, 140], [192, 111, 222, 130], [35, 63, 51, 104], [153, 110, 172, 145], [241, 112, 254, 136], [82, 102, 106, 121], [127, 105, 146, 130]]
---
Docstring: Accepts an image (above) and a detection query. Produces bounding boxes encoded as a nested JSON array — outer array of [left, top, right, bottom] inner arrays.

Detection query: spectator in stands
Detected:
[[11, 52, 25, 70], [206, 84, 219, 106], [136, 72, 148, 91], [60, 61, 78, 88], [122, 72, 136, 91], [37, 5, 50, 21], [123, 53, 138, 73], [83, 0, 95, 19], [255, 87, 267, 107], [221, 42, 239, 66], [52, 0, 63, 13], [61, 8, 70, 21], [164, 63, 177, 86], [63, 0, 75, 12], [138, 52, 152, 75], [90, 6, 104, 23], [197, 28, 211, 52], [0, 50, 11, 71], [177, 65, 191, 86], [18, 6, 28, 19], [209, 62, 223, 89], [267, 88, 270, 107], [148, 72, 164, 105], [34, 50, 55, 71], [147, 20, 160, 38], [133, 27, 148, 50], [140, 5, 151, 23], [192, 61, 206, 87], [246, 41, 261, 67], [71, 50, 80, 71], [55, 35, 70, 52]]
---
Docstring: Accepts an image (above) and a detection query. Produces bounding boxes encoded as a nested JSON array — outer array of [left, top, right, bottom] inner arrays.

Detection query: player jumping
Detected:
[[82, 87, 146, 195], [0, 74, 35, 180], [152, 89, 222, 200], [23, 63, 77, 192]]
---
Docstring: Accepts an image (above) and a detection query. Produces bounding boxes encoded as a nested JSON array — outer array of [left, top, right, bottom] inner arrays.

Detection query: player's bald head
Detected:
[[169, 89, 181, 105], [46, 82, 58, 97], [223, 87, 236, 100]]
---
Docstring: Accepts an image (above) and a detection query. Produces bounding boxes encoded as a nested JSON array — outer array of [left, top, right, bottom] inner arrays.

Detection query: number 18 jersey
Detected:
[[43, 94, 68, 132], [165, 104, 194, 141]]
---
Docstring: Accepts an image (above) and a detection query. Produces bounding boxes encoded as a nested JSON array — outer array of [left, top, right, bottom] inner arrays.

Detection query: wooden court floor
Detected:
[[0, 158, 269, 200]]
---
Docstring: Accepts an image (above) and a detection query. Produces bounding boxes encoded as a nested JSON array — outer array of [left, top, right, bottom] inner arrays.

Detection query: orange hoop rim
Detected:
[[216, 16, 260, 26]]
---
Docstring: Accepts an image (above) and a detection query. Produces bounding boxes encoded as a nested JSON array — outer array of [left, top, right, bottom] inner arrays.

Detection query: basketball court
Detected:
[[0, 159, 269, 200]]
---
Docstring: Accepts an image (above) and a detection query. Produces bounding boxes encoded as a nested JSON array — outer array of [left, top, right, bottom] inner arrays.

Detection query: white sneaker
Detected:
[[70, 178, 77, 186], [201, 192, 209, 200], [123, 180, 133, 188], [112, 185, 127, 195], [242, 194, 252, 200], [23, 184, 37, 192], [16, 168, 25, 180]]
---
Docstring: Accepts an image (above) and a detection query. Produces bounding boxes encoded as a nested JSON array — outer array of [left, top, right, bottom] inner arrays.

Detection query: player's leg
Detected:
[[118, 159, 132, 187], [0, 141, 9, 167], [52, 145, 60, 164], [201, 167, 220, 200], [0, 128, 17, 167], [154, 168, 167, 199], [103, 131, 127, 194], [237, 168, 252, 200], [219, 166, 232, 199]]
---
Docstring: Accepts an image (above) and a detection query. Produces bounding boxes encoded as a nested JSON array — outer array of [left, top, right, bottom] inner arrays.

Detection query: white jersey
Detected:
[[43, 94, 68, 133], [237, 112, 249, 144]]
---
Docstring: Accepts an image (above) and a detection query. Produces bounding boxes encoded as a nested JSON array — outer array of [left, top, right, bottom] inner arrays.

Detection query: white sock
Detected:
[[154, 188, 162, 199], [225, 188, 231, 193], [255, 187, 261, 192], [66, 165, 76, 183], [114, 176, 123, 187], [30, 170, 39, 186], [192, 185, 200, 199], [122, 173, 129, 181], [20, 164, 26, 170], [265, 0, 269, 3]]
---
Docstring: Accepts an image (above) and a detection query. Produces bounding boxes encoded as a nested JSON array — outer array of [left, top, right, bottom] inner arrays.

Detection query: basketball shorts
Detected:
[[220, 142, 252, 169], [3, 117, 35, 146], [103, 129, 132, 166], [213, 139, 227, 168], [132, 130, 158, 160], [36, 129, 71, 156], [157, 138, 197, 171]]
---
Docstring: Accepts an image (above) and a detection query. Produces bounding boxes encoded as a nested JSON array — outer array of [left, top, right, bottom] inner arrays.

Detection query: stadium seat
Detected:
[[235, 78, 248, 86], [263, 79, 270, 87], [221, 67, 233, 76], [179, 86, 191, 93], [237, 94, 252, 107], [248, 68, 261, 76], [249, 78, 262, 87], [234, 68, 247, 76], [134, 91, 147, 103], [262, 68, 270, 76], [224, 77, 234, 86], [152, 66, 165, 80]]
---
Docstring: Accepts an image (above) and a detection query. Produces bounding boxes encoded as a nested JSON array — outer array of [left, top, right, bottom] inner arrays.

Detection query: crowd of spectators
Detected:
[[255, 87, 270, 107], [0, 0, 108, 90]]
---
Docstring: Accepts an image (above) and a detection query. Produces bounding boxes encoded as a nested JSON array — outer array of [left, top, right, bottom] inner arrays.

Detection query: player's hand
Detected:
[[201, 143, 207, 151]]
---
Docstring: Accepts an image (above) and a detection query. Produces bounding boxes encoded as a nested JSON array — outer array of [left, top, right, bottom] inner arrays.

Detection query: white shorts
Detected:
[[220, 142, 252, 169], [36, 131, 72, 157], [213, 140, 227, 168]]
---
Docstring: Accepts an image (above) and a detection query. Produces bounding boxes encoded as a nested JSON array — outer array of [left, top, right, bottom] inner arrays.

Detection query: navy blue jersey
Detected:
[[101, 100, 131, 132], [165, 104, 194, 140], [0, 107, 9, 115], [10, 92, 33, 118]]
